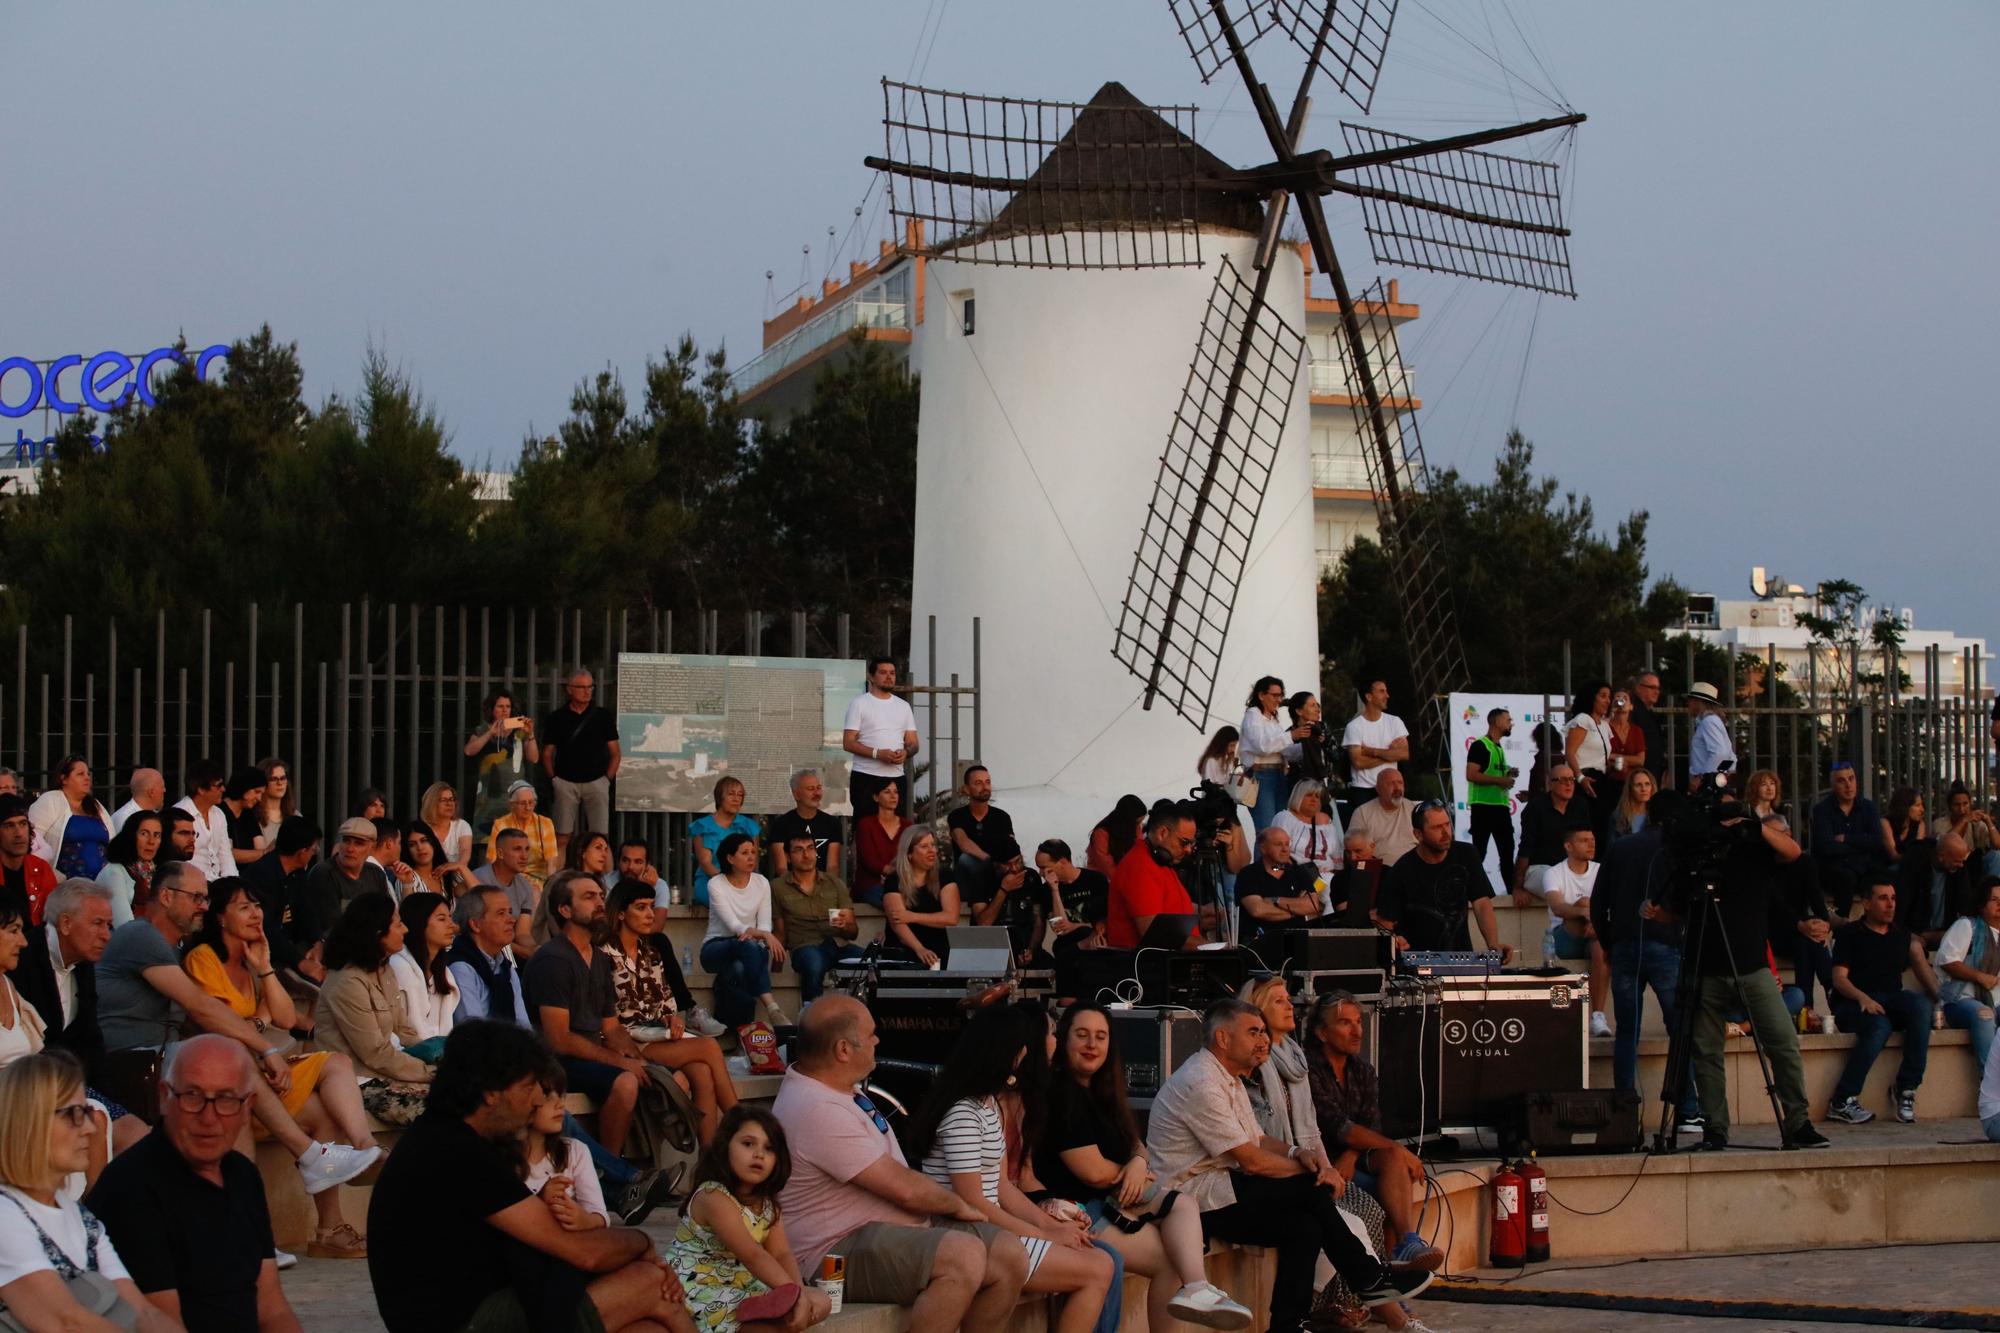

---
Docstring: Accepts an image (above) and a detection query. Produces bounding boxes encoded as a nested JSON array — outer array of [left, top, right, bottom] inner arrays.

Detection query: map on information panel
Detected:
[[613, 653, 865, 815]]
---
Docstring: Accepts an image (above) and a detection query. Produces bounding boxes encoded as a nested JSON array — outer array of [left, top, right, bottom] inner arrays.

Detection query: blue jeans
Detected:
[[564, 1112, 635, 1189], [701, 937, 774, 1027], [1610, 938, 1698, 1119], [1942, 996, 1996, 1073], [1090, 1239, 1124, 1333], [1790, 933, 1834, 1009], [791, 939, 863, 1001], [1831, 989, 1934, 1101], [1250, 772, 1286, 831], [1985, 1111, 2000, 1144]]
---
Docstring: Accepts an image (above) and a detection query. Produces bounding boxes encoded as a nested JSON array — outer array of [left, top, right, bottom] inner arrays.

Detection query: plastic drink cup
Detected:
[[820, 1255, 845, 1313]]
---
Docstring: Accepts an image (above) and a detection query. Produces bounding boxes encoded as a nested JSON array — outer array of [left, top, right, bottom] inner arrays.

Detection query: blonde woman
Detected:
[[1271, 779, 1343, 884], [0, 1051, 179, 1332], [882, 826, 961, 967], [1612, 769, 1657, 839], [417, 783, 477, 880]]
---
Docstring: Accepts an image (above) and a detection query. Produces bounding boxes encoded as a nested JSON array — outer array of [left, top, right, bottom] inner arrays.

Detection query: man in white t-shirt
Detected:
[[1543, 826, 1610, 1036], [842, 656, 920, 815], [1933, 876, 2000, 1079], [1340, 680, 1410, 807], [108, 768, 166, 837]]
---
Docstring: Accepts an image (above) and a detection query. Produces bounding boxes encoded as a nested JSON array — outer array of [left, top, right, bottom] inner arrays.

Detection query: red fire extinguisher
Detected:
[[1519, 1153, 1550, 1264], [1489, 1160, 1526, 1268]]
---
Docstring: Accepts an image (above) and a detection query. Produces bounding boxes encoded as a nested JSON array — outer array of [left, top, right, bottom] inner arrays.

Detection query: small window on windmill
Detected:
[[952, 289, 976, 336]]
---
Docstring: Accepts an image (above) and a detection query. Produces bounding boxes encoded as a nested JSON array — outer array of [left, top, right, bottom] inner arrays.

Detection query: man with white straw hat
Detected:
[[1683, 682, 1736, 791]]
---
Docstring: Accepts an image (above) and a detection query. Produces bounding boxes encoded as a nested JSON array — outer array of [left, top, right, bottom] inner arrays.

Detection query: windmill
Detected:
[[869, 0, 1582, 758]]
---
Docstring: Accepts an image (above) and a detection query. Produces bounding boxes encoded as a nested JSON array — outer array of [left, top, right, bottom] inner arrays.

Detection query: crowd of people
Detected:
[[5, 650, 2000, 1333]]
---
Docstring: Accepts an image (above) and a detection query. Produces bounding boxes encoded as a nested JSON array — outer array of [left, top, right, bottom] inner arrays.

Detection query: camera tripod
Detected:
[[1650, 878, 1794, 1153]]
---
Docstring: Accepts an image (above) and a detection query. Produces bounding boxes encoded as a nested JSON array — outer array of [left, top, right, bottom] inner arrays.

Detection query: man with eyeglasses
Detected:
[[1106, 800, 1202, 950], [773, 995, 1024, 1331], [86, 1034, 305, 1332], [1809, 760, 1891, 920], [541, 668, 621, 862], [171, 758, 240, 882], [1625, 672, 1667, 782], [1512, 764, 1594, 906], [95, 861, 380, 1201]]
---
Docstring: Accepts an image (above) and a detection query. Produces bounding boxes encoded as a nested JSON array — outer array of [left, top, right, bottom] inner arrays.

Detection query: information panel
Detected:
[[614, 653, 864, 815]]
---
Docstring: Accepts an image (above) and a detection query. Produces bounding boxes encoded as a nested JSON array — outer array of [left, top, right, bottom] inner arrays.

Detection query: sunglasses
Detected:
[[852, 1091, 891, 1135]]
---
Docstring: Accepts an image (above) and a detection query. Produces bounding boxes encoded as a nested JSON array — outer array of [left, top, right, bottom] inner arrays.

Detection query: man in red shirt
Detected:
[[1107, 801, 1200, 949]]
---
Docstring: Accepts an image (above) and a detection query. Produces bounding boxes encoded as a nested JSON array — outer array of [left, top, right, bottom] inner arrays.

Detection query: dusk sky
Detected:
[[6, 3, 1995, 641]]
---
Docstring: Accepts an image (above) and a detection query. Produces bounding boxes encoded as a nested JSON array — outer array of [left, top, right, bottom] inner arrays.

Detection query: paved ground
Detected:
[[285, 1240, 1999, 1331]]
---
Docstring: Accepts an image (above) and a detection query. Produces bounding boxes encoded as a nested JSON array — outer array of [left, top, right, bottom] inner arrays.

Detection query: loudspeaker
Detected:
[[1285, 927, 1393, 973], [1514, 1089, 1643, 1155], [1110, 1007, 1205, 1098]]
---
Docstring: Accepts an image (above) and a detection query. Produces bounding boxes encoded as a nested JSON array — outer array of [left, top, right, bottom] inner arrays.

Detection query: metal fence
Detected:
[[2, 602, 981, 873], [1521, 638, 1994, 837]]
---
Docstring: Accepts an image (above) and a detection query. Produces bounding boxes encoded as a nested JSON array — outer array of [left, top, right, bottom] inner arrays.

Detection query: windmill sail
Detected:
[[1168, 0, 1398, 113], [1115, 256, 1307, 727]]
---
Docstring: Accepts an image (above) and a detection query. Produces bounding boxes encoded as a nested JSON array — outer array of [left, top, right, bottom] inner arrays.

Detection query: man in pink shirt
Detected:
[[772, 995, 1026, 1331]]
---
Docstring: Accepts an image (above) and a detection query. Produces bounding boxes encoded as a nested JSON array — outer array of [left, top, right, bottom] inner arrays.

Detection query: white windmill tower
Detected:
[[875, 0, 1583, 842]]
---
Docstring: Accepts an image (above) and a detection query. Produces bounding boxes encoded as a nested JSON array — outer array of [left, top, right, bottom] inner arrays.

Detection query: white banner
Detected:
[[1447, 693, 1567, 890]]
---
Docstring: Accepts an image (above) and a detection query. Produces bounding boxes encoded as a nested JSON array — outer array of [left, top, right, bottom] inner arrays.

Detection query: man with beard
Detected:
[[1375, 804, 1513, 962], [1107, 801, 1200, 950], [524, 871, 645, 1156], [160, 807, 199, 863]]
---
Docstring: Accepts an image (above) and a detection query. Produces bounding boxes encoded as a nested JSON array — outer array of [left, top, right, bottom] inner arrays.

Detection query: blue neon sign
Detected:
[[0, 344, 231, 419]]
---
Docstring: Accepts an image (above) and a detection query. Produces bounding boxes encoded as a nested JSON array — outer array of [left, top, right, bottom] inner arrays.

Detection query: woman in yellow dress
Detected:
[[183, 876, 379, 1259]]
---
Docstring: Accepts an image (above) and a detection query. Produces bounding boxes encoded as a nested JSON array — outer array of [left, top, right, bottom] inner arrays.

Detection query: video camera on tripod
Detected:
[[1658, 761, 1761, 886]]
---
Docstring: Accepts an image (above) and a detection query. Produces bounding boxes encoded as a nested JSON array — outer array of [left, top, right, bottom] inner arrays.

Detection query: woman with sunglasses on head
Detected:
[[0, 1051, 179, 1332]]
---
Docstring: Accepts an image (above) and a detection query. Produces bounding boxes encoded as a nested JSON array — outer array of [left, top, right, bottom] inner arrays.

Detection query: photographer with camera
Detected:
[[1661, 782, 1829, 1151], [1284, 692, 1336, 792]]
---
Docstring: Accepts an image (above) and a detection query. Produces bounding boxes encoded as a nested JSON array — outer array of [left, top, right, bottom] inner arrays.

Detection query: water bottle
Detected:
[[682, 945, 694, 974]]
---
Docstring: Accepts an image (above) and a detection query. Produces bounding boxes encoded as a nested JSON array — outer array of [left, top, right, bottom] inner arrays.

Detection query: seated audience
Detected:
[[1036, 1002, 1251, 1331], [467, 689, 540, 855], [365, 1020, 694, 1333], [0, 1051, 178, 1333], [221, 768, 271, 869], [516, 1067, 610, 1229], [1245, 978, 1428, 1331], [253, 758, 294, 852], [562, 830, 616, 887], [604, 878, 739, 1145], [1376, 805, 1512, 961], [108, 767, 167, 838], [665, 1106, 834, 1333], [1304, 991, 1443, 1274], [968, 839, 1061, 971], [1145, 999, 1427, 1332], [881, 827, 961, 966], [1344, 768, 1418, 867], [293, 818, 392, 956], [174, 761, 239, 883], [1087, 796, 1147, 879], [1542, 827, 1612, 1037], [473, 826, 542, 959], [1035, 841, 1108, 953], [417, 781, 477, 877], [96, 862, 379, 1234], [1610, 768, 1657, 840], [701, 834, 790, 1034], [771, 833, 862, 1001], [689, 776, 760, 908], [0, 794, 58, 926], [484, 780, 557, 882], [526, 872, 647, 1155], [1810, 762, 1890, 919], [947, 766, 1015, 902], [1934, 876, 2000, 1074], [28, 755, 116, 883], [87, 1035, 304, 1331], [1106, 803, 1199, 952], [1236, 827, 1325, 967], [772, 994, 1027, 1326], [15, 878, 113, 1079], [312, 894, 435, 1126], [767, 768, 844, 878], [96, 809, 165, 927], [851, 779, 905, 906], [1933, 782, 2000, 875], [1512, 766, 1592, 904], [1271, 779, 1342, 884], [401, 823, 461, 901], [236, 816, 320, 983], [909, 1007, 1113, 1333], [366, 817, 421, 900], [1826, 877, 1943, 1126], [604, 848, 725, 1037], [388, 891, 460, 1045], [0, 899, 47, 1067], [1930, 832, 1984, 941]]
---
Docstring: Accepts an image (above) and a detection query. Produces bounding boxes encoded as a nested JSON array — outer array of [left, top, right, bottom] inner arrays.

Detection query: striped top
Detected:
[[921, 1097, 1004, 1204]]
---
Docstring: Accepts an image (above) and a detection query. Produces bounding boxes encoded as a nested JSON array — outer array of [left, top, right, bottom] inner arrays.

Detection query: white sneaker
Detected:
[[685, 1007, 728, 1038], [1589, 1011, 1612, 1038], [274, 1249, 298, 1271], [297, 1141, 382, 1195], [1168, 1282, 1253, 1330]]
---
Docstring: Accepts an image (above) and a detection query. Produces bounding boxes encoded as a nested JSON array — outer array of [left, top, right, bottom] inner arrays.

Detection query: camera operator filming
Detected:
[[1654, 766, 1830, 1151]]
